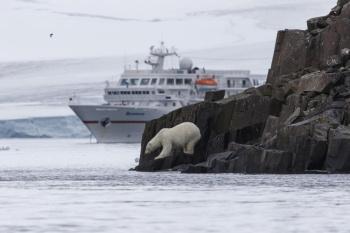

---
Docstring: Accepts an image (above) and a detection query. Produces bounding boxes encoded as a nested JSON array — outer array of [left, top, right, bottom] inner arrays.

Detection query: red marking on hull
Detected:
[[84, 121, 147, 124], [111, 121, 147, 124], [84, 121, 98, 124]]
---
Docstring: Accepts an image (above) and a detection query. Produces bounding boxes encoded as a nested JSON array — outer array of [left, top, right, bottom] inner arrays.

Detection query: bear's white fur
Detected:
[[145, 122, 201, 160]]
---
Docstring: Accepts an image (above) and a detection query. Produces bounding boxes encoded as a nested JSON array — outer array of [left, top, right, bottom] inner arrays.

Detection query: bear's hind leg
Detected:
[[154, 145, 172, 160], [184, 141, 195, 154], [184, 135, 200, 154]]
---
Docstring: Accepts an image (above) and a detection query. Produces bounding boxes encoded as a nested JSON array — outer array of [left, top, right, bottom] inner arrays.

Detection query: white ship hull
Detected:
[[69, 104, 174, 143]]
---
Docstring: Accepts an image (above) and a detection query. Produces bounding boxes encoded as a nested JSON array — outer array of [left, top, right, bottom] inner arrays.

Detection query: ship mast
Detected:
[[145, 42, 176, 71]]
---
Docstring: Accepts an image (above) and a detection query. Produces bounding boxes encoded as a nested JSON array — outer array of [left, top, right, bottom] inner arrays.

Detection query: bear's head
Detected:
[[145, 142, 153, 154]]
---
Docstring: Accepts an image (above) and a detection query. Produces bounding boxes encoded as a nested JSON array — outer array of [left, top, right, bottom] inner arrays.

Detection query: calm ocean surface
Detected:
[[0, 139, 349, 233]]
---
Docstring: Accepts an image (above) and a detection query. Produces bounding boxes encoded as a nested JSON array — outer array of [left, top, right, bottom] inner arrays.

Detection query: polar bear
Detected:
[[145, 122, 201, 160]]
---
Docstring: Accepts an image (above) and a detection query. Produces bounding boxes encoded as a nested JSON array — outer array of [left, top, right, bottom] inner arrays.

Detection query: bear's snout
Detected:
[[145, 144, 151, 154]]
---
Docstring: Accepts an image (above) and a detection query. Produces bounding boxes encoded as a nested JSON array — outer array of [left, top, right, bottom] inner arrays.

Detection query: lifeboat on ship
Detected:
[[195, 76, 218, 90]]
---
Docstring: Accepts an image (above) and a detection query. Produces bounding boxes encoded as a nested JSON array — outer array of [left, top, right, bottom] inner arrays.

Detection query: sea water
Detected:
[[0, 139, 349, 233]]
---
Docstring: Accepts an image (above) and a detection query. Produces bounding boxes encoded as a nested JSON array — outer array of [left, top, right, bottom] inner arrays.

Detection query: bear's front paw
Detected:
[[184, 149, 194, 154]]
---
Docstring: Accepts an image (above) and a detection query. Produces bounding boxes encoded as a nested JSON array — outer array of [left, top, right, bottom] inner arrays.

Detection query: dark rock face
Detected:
[[136, 1, 350, 174], [136, 93, 282, 172], [204, 90, 225, 101]]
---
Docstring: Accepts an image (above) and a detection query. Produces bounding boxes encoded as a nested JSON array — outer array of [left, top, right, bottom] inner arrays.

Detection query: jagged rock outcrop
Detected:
[[136, 0, 350, 174]]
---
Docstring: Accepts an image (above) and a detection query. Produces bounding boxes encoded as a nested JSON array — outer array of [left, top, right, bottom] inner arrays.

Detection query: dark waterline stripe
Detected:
[[84, 121, 98, 124], [111, 121, 147, 124], [84, 121, 146, 124]]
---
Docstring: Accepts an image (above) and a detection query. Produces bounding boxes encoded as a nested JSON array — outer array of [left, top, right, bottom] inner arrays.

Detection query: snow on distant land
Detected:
[[0, 0, 335, 138]]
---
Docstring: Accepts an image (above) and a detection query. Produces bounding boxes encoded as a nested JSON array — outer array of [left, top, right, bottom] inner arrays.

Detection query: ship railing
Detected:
[[104, 93, 182, 102], [195, 70, 250, 76], [123, 70, 180, 75]]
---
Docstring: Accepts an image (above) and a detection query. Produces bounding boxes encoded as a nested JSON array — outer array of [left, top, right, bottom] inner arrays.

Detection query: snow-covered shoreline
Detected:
[[0, 116, 89, 138]]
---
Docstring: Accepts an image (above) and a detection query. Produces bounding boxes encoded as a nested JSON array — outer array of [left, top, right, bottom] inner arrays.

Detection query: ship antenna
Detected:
[[135, 60, 139, 71], [124, 50, 128, 70]]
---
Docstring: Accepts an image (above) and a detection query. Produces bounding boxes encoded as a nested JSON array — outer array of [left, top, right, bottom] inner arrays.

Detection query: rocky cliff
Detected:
[[135, 1, 350, 174]]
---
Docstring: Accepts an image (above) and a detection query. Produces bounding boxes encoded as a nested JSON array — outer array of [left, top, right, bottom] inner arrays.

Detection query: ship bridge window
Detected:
[[112, 91, 117, 95], [176, 79, 183, 85], [108, 91, 112, 95], [120, 79, 128, 85], [142, 91, 150, 94], [185, 79, 192, 85], [159, 78, 165, 85], [141, 78, 150, 85], [158, 89, 165, 94], [151, 78, 157, 85], [130, 79, 139, 85], [167, 79, 174, 85], [227, 79, 235, 88]]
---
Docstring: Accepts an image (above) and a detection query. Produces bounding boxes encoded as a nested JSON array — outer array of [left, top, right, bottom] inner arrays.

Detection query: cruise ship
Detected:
[[69, 43, 265, 143]]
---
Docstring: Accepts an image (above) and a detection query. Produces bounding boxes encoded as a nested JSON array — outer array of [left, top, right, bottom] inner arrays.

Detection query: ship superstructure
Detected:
[[69, 42, 265, 143]]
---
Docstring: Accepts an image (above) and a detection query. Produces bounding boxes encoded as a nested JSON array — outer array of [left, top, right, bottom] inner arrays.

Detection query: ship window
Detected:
[[127, 91, 131, 94], [142, 91, 150, 94], [242, 80, 246, 87], [132, 91, 135, 94], [141, 78, 150, 85], [108, 91, 112, 95], [120, 79, 128, 85], [167, 79, 174, 85], [176, 79, 183, 85], [159, 79, 165, 85], [185, 79, 192, 85], [112, 91, 117, 95], [227, 79, 235, 88], [164, 102, 168, 106], [158, 89, 165, 94], [151, 79, 157, 85], [173, 102, 176, 106], [130, 79, 139, 85]]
